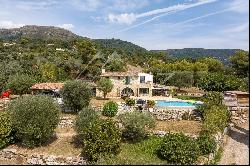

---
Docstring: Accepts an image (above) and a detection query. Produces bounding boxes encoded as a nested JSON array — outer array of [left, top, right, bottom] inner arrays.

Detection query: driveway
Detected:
[[219, 120, 249, 165]]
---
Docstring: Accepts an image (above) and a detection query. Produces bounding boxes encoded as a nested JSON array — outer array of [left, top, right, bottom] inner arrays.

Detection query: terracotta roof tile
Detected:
[[31, 83, 64, 90]]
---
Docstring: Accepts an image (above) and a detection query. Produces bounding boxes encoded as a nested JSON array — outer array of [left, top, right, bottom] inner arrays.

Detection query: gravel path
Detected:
[[220, 121, 249, 165]]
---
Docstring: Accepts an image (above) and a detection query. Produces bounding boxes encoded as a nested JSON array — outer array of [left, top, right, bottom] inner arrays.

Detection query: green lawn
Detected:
[[94, 136, 168, 165]]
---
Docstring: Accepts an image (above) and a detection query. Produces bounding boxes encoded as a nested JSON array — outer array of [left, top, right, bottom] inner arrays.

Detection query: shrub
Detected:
[[6, 74, 35, 95], [81, 119, 121, 161], [97, 78, 113, 99], [118, 111, 155, 142], [7, 96, 60, 148], [60, 80, 93, 112], [0, 73, 8, 92], [197, 130, 217, 155], [75, 107, 100, 138], [147, 100, 155, 108], [125, 98, 135, 106], [203, 91, 223, 105], [94, 136, 164, 165], [0, 112, 13, 149], [182, 112, 190, 120], [102, 101, 118, 117], [157, 133, 200, 165], [176, 95, 203, 101], [203, 105, 230, 134]]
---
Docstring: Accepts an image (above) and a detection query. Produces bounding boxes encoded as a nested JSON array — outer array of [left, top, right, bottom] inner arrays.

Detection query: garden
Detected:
[[0, 80, 232, 165]]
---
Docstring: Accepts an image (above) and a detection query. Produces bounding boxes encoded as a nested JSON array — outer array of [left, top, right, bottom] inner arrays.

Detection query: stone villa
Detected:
[[96, 69, 154, 98]]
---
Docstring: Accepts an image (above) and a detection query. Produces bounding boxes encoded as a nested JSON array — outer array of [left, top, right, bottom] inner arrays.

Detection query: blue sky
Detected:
[[0, 0, 249, 50]]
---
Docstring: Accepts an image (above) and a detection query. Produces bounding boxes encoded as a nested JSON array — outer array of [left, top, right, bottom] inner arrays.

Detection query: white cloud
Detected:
[[90, 16, 102, 22], [15, 0, 59, 11], [108, 0, 217, 25], [112, 0, 149, 11], [223, 23, 249, 33], [57, 24, 74, 30], [71, 0, 102, 11], [0, 20, 24, 29], [227, 0, 249, 13], [108, 13, 136, 25]]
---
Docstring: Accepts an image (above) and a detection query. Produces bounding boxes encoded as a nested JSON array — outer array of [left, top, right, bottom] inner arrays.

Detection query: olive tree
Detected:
[[97, 78, 113, 99], [8, 96, 60, 148], [6, 74, 36, 95], [60, 80, 93, 112]]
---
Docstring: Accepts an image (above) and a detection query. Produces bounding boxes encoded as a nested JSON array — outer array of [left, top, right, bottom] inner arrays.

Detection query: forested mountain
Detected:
[[0, 25, 241, 65], [152, 48, 241, 65], [0, 25, 82, 41], [0, 25, 248, 93], [94, 38, 147, 55]]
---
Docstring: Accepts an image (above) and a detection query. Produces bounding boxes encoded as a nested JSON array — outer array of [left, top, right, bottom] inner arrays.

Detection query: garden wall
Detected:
[[0, 149, 86, 165], [150, 107, 201, 121]]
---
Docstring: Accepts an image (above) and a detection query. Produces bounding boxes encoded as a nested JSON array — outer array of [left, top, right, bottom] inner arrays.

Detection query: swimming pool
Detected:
[[156, 100, 196, 107]]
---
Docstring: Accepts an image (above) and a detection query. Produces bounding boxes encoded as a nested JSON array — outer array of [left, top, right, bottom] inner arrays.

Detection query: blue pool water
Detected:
[[156, 100, 196, 107]]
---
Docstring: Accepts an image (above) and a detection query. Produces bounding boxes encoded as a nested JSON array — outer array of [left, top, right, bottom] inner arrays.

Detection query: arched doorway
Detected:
[[121, 87, 134, 97]]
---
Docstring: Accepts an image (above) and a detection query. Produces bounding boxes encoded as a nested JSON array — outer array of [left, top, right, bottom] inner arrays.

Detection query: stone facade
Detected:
[[97, 71, 154, 98]]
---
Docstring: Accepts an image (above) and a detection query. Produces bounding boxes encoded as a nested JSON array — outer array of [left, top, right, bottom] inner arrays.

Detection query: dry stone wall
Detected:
[[58, 116, 74, 128], [0, 149, 86, 165], [150, 108, 201, 121], [230, 109, 248, 125]]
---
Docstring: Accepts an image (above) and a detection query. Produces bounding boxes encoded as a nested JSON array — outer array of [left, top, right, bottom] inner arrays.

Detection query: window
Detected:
[[140, 76, 145, 83], [125, 76, 131, 85], [139, 88, 149, 94]]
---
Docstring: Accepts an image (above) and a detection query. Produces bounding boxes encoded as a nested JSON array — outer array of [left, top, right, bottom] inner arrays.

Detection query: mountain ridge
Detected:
[[0, 25, 83, 41], [0, 25, 244, 65]]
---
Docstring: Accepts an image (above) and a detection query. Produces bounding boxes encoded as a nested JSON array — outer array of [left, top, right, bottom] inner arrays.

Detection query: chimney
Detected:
[[102, 69, 106, 73]]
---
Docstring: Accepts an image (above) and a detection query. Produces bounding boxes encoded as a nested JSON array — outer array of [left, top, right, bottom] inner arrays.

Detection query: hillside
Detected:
[[94, 38, 148, 55], [152, 48, 241, 65], [0, 25, 82, 41], [0, 25, 243, 65]]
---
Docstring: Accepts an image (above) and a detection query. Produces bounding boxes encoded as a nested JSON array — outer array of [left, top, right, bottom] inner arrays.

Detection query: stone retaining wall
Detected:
[[0, 99, 10, 111], [58, 117, 74, 128], [199, 126, 230, 164], [150, 108, 201, 121], [0, 149, 86, 165], [230, 109, 248, 125]]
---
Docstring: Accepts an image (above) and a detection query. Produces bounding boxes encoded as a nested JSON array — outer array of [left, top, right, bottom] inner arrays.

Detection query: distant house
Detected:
[[31, 83, 64, 91], [97, 69, 154, 98], [30, 83, 64, 97], [3, 43, 16, 47], [223, 91, 249, 110], [56, 48, 65, 51]]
